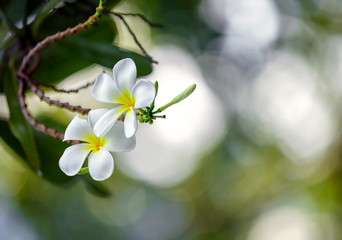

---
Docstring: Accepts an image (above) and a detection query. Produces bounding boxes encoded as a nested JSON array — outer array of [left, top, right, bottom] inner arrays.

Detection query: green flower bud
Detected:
[[155, 84, 196, 113]]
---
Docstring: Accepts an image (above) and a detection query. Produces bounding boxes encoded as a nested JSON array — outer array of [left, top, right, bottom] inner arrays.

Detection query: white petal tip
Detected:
[[88, 150, 114, 181], [125, 131, 135, 138], [124, 122, 137, 138], [92, 176, 111, 181]]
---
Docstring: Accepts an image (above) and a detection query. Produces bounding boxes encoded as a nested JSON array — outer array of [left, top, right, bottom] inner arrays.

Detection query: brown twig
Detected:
[[110, 12, 158, 64], [26, 54, 41, 76], [18, 78, 65, 140], [39, 79, 95, 93], [16, 72, 90, 115]]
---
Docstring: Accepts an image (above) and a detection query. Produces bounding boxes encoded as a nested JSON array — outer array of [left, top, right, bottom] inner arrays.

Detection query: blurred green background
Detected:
[[1, 0, 342, 239]]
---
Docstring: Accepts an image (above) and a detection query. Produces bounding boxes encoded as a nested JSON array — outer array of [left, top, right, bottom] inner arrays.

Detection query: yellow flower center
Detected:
[[85, 134, 106, 152], [116, 89, 135, 111]]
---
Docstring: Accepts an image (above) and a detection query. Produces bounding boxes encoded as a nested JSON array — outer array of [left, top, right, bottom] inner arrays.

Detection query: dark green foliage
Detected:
[[0, 0, 151, 191], [0, 119, 26, 160], [34, 16, 152, 85], [4, 64, 41, 171]]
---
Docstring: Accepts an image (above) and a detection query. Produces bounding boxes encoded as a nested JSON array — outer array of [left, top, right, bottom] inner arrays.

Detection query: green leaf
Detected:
[[0, 22, 12, 47], [0, 118, 26, 161], [0, 36, 16, 93], [33, 29, 152, 85], [32, 0, 120, 40], [77, 16, 118, 43], [67, 37, 153, 77], [25, 0, 47, 17], [33, 16, 118, 85], [0, 117, 73, 185], [0, 0, 12, 10], [0, 61, 7, 93], [4, 61, 41, 171], [0, 112, 76, 185], [1, 68, 74, 184], [83, 175, 112, 198], [32, 116, 73, 184], [0, 0, 27, 24], [156, 84, 196, 113], [32, 0, 91, 40], [32, 0, 61, 35], [103, 0, 122, 11]]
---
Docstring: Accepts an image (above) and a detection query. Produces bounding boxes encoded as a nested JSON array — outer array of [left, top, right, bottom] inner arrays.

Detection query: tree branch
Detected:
[[16, 72, 90, 115], [18, 78, 65, 140], [110, 12, 158, 64], [38, 79, 95, 93]]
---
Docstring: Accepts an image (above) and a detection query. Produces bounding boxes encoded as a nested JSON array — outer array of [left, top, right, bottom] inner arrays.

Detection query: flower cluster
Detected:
[[59, 58, 196, 181], [90, 58, 156, 138]]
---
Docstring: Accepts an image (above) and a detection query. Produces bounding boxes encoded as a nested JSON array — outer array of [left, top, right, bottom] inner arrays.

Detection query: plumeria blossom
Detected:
[[91, 58, 156, 138], [59, 110, 135, 181]]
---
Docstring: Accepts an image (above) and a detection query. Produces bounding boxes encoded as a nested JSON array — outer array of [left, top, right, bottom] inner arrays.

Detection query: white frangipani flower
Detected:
[[59, 110, 135, 181], [91, 58, 156, 138]]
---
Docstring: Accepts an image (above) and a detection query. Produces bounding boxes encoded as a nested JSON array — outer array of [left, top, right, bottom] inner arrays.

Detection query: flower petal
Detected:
[[64, 115, 92, 141], [93, 106, 126, 137], [113, 58, 136, 93], [88, 108, 111, 130], [59, 143, 90, 176], [91, 72, 121, 103], [132, 79, 156, 108], [124, 108, 138, 138], [104, 122, 136, 152], [88, 149, 114, 181]]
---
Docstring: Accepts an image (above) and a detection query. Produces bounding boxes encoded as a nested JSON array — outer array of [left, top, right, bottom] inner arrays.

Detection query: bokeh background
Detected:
[[1, 0, 342, 239]]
